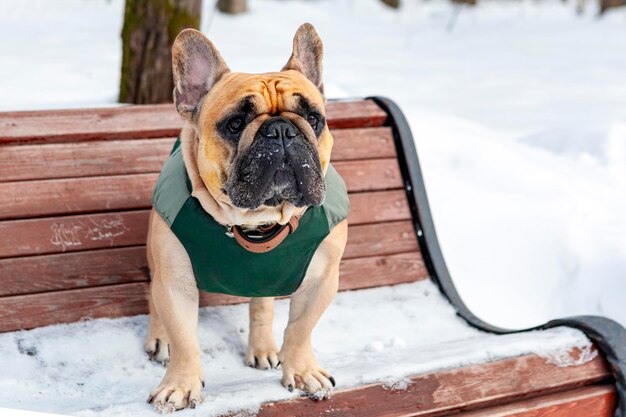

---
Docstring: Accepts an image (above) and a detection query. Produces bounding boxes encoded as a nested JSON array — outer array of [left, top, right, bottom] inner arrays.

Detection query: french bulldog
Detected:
[[144, 23, 348, 411]]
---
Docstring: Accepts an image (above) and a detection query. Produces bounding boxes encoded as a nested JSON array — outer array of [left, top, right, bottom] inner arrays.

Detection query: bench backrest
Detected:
[[0, 99, 426, 332]]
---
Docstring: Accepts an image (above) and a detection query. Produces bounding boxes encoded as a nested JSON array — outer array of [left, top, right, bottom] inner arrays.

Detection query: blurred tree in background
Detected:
[[600, 0, 626, 13], [380, 0, 400, 8], [119, 0, 202, 104], [218, 0, 247, 14]]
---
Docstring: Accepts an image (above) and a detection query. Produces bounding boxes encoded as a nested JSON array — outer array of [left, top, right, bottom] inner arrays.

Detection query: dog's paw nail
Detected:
[[190, 399, 198, 409], [287, 384, 294, 392], [201, 380, 205, 388], [310, 389, 332, 401], [329, 376, 336, 387]]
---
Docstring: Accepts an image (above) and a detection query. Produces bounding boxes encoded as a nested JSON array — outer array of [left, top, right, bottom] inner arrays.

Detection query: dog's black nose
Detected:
[[260, 117, 298, 148]]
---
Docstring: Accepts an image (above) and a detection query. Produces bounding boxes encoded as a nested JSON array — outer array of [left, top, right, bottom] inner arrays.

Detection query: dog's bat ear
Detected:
[[172, 29, 230, 121], [282, 23, 324, 95]]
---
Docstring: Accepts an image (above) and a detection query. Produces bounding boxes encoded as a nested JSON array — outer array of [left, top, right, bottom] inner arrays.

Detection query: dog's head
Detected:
[[172, 24, 331, 211]]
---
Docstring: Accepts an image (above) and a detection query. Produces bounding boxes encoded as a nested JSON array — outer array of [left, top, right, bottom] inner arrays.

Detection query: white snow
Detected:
[[0, 281, 593, 417]]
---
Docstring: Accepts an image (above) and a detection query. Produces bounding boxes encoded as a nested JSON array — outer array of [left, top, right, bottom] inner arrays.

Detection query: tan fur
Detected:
[[145, 24, 346, 411]]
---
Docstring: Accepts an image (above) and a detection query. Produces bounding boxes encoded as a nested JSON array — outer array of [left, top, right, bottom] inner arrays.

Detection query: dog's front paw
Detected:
[[245, 329, 279, 370], [147, 367, 204, 412], [144, 335, 170, 366], [279, 348, 335, 400]]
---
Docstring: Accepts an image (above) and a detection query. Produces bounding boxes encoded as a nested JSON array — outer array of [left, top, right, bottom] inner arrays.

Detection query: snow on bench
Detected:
[[0, 281, 605, 417]]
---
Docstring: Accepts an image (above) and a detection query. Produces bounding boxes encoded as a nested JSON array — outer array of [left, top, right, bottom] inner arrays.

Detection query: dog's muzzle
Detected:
[[226, 116, 325, 209]]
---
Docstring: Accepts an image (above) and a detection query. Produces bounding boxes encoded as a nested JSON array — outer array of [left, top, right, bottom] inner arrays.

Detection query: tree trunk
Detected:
[[379, 0, 400, 8], [217, 0, 247, 14], [119, 0, 202, 104], [600, 0, 626, 13]]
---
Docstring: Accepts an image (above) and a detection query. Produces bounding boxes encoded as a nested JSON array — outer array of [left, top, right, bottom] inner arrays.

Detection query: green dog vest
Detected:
[[152, 138, 350, 297]]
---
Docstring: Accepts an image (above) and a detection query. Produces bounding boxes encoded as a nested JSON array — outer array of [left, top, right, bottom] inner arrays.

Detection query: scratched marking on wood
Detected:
[[50, 215, 129, 251]]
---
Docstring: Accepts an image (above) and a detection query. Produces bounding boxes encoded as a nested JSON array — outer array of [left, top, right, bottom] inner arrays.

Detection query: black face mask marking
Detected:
[[225, 116, 325, 209], [216, 96, 256, 143], [293, 93, 325, 138]]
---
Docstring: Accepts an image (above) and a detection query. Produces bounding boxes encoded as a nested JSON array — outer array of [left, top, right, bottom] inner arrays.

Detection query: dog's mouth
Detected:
[[226, 117, 325, 210]]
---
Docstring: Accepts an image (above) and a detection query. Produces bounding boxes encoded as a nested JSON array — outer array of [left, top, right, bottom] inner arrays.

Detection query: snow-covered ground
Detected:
[[2, 0, 624, 330], [0, 281, 595, 416]]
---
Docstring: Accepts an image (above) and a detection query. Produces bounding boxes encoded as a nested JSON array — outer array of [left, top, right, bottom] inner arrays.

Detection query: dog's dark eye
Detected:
[[306, 114, 319, 130], [227, 117, 245, 133]]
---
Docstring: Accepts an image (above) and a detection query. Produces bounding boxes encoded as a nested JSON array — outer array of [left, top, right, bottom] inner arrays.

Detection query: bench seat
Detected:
[[0, 280, 613, 417]]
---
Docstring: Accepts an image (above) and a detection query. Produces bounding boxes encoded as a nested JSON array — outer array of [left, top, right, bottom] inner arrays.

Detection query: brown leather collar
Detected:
[[231, 215, 300, 253]]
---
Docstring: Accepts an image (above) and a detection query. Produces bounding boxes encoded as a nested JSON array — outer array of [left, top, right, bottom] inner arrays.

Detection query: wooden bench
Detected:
[[0, 97, 624, 416]]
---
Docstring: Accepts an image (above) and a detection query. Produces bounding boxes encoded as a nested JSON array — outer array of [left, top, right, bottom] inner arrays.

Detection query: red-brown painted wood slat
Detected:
[[0, 210, 150, 259], [0, 221, 418, 297], [0, 127, 396, 182], [0, 138, 175, 182], [0, 252, 425, 331], [0, 100, 387, 145], [349, 189, 410, 225], [326, 100, 388, 129], [0, 282, 151, 332], [343, 220, 418, 259], [337, 158, 402, 193], [0, 173, 157, 220], [332, 127, 396, 162], [0, 246, 149, 296], [456, 385, 616, 417], [339, 252, 425, 290], [0, 190, 411, 258], [253, 353, 610, 417], [0, 159, 403, 220]]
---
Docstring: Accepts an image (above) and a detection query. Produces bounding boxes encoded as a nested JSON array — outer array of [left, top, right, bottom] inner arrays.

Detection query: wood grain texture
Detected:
[[343, 220, 418, 259], [456, 385, 616, 417], [336, 158, 402, 193], [0, 127, 395, 182], [0, 159, 402, 220], [0, 252, 425, 331], [332, 127, 396, 161], [326, 100, 388, 129], [252, 352, 610, 417], [0, 100, 386, 144], [339, 252, 426, 290], [0, 173, 157, 220], [0, 246, 149, 296], [0, 282, 151, 332], [0, 210, 150, 258], [348, 189, 411, 225], [0, 138, 175, 182], [0, 221, 419, 296], [0, 190, 411, 258], [0, 104, 181, 144]]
